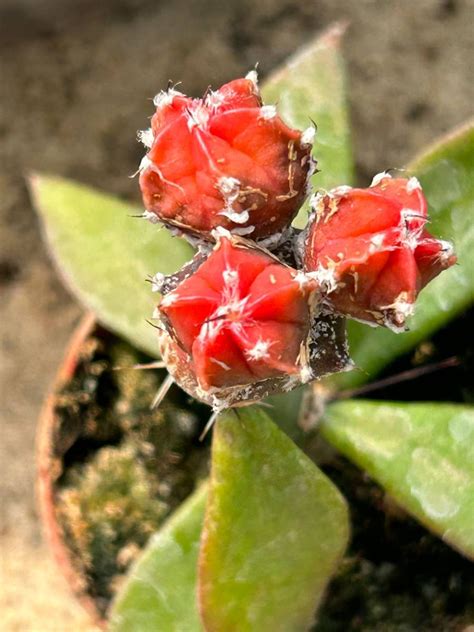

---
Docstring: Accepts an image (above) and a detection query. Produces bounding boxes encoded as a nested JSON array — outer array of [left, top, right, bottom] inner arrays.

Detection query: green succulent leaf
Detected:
[[109, 484, 207, 632], [322, 400, 474, 559], [198, 407, 349, 632], [338, 120, 474, 388], [29, 174, 193, 357], [262, 22, 354, 227]]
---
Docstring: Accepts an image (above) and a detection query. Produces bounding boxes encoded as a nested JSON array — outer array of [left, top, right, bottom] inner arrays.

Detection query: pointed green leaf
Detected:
[[266, 387, 305, 441], [337, 121, 474, 388], [322, 400, 474, 558], [109, 484, 207, 632], [199, 407, 349, 632], [29, 174, 193, 356], [262, 23, 354, 227]]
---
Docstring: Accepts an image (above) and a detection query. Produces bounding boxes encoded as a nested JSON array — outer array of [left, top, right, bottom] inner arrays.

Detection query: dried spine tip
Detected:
[[150, 373, 174, 410]]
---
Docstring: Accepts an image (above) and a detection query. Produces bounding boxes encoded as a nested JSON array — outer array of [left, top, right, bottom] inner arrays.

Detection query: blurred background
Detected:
[[1, 0, 473, 629]]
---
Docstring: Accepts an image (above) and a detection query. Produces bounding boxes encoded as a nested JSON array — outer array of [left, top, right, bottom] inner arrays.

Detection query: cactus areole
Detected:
[[137, 76, 456, 411]]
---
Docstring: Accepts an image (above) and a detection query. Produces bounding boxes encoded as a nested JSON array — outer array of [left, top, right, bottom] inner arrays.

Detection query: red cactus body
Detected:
[[157, 236, 316, 403], [303, 174, 456, 331], [138, 75, 314, 242]]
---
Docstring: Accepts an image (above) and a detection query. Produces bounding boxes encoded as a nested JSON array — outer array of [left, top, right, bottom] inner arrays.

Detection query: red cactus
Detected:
[[156, 236, 316, 400], [303, 174, 456, 331], [138, 74, 314, 242]]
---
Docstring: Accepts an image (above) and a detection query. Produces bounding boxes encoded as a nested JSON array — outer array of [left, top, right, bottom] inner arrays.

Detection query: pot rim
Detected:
[[36, 311, 106, 627]]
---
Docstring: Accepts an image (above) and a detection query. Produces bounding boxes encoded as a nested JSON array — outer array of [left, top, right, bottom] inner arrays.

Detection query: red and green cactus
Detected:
[[31, 24, 474, 632]]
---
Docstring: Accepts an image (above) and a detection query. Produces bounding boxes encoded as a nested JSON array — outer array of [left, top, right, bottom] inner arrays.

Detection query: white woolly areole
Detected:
[[186, 104, 210, 131], [260, 105, 277, 120], [201, 295, 249, 342], [222, 267, 239, 287], [369, 232, 386, 251], [150, 272, 165, 292], [380, 292, 415, 332], [392, 298, 414, 319], [205, 90, 226, 111], [300, 364, 314, 384], [245, 69, 259, 88], [153, 87, 183, 108], [137, 128, 154, 148], [400, 208, 425, 249], [312, 265, 338, 294], [217, 176, 240, 198], [245, 339, 272, 361], [293, 270, 312, 290], [437, 239, 455, 261], [142, 210, 160, 225], [216, 176, 250, 224], [138, 155, 152, 173], [406, 176, 421, 193], [331, 185, 353, 197], [161, 292, 178, 307], [219, 208, 250, 224], [370, 171, 392, 187], [301, 126, 316, 146], [309, 190, 326, 209]]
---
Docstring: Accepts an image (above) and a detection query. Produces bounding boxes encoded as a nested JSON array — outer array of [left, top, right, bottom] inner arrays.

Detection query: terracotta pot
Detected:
[[36, 312, 106, 627]]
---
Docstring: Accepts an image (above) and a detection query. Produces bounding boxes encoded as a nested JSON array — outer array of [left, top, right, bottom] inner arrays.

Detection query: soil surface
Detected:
[[1, 0, 473, 629]]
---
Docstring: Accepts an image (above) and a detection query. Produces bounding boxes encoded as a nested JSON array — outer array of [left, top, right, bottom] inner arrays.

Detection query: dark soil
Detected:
[[315, 457, 474, 632], [50, 327, 210, 615]]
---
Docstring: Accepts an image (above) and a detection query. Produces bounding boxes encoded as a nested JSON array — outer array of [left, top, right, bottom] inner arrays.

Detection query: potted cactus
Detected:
[[31, 25, 474, 631]]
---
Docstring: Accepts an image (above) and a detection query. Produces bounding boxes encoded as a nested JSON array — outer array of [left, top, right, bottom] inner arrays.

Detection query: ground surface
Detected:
[[1, 0, 473, 629]]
